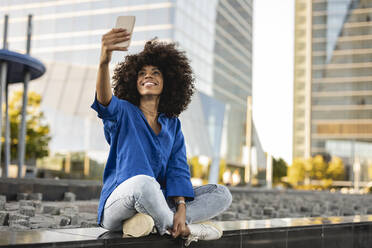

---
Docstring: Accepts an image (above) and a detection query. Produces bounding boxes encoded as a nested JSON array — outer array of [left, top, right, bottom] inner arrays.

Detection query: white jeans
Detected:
[[101, 175, 232, 235]]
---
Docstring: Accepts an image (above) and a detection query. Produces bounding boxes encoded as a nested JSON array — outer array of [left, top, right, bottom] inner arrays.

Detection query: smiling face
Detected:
[[136, 65, 164, 97]]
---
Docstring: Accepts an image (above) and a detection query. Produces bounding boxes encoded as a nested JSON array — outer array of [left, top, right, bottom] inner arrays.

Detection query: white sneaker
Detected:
[[184, 221, 223, 246], [122, 213, 155, 237]]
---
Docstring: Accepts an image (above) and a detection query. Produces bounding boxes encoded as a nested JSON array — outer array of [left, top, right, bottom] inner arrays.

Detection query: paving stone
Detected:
[[242, 201, 251, 209], [61, 224, 81, 229], [353, 204, 362, 211], [229, 203, 239, 211], [328, 204, 339, 211], [272, 204, 280, 210], [0, 226, 10, 231], [9, 218, 29, 227], [17, 193, 29, 201], [29, 215, 52, 223], [5, 202, 19, 211], [78, 212, 97, 221], [300, 206, 311, 212], [29, 193, 43, 201], [318, 205, 327, 213], [258, 203, 266, 209], [237, 213, 250, 220], [19, 206, 36, 217], [29, 215, 57, 229], [61, 214, 79, 225], [221, 211, 236, 220], [43, 205, 60, 215], [261, 215, 271, 219], [76, 202, 98, 213], [63, 192, 76, 202], [54, 216, 71, 226], [366, 207, 372, 214], [80, 221, 98, 227], [19, 200, 34, 207], [263, 207, 275, 216], [312, 204, 320, 212], [290, 205, 298, 213], [29, 222, 56, 229], [250, 215, 261, 219], [310, 212, 321, 217], [211, 216, 220, 221], [0, 195, 6, 202], [9, 223, 30, 230], [342, 207, 355, 216], [8, 213, 30, 222], [252, 208, 263, 216], [237, 203, 246, 213], [329, 210, 340, 216], [32, 200, 42, 213], [277, 209, 290, 218], [60, 206, 79, 215], [0, 211, 9, 226]]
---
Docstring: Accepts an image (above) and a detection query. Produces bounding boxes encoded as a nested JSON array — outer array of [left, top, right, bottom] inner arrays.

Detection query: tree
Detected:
[[2, 90, 51, 164], [288, 155, 345, 189], [368, 162, 372, 181], [311, 155, 328, 180], [287, 158, 306, 186], [273, 157, 288, 183], [326, 156, 345, 180]]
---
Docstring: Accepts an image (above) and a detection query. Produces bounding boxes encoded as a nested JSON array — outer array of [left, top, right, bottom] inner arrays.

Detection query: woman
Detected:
[[91, 28, 232, 246]]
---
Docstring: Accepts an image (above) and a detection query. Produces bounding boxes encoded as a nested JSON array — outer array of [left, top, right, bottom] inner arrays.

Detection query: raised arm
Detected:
[[96, 28, 131, 106]]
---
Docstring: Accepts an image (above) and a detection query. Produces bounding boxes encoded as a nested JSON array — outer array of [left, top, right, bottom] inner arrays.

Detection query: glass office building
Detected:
[[0, 0, 264, 170], [293, 0, 372, 178]]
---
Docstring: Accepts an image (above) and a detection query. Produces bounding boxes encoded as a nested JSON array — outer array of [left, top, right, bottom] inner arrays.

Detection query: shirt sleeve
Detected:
[[165, 118, 194, 200], [90, 92, 122, 121]]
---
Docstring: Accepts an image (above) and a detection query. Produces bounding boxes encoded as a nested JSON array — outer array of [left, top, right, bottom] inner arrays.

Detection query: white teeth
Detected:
[[143, 82, 156, 86]]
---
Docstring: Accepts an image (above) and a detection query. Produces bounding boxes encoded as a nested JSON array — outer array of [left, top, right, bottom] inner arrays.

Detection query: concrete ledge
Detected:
[[1, 215, 372, 247]]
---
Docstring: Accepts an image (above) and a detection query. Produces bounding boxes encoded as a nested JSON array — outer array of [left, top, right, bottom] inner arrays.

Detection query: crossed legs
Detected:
[[101, 175, 232, 235]]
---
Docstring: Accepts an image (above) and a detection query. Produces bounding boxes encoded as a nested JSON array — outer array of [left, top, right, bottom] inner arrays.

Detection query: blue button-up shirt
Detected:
[[91, 94, 194, 225]]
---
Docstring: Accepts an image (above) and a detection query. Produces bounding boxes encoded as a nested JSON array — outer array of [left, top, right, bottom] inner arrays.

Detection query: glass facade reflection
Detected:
[[1, 0, 264, 168], [213, 0, 253, 163], [293, 0, 372, 178]]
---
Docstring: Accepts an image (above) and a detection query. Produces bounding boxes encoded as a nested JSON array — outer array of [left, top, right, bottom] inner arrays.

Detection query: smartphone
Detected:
[[115, 16, 136, 48]]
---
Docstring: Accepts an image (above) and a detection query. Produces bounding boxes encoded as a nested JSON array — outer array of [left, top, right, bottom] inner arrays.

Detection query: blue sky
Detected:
[[252, 0, 294, 164]]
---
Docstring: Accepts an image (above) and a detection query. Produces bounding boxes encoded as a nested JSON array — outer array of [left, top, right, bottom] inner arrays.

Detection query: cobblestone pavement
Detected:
[[212, 189, 372, 221], [1, 190, 372, 231], [0, 192, 98, 231]]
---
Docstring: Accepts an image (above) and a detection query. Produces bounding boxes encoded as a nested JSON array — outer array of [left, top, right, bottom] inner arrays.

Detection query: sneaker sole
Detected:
[[122, 213, 154, 237]]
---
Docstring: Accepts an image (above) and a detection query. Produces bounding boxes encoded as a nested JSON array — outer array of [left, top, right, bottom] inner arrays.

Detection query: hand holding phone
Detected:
[[114, 16, 136, 48], [99, 16, 135, 65]]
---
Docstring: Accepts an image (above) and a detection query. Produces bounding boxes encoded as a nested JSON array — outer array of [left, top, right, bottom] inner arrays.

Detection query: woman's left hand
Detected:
[[172, 204, 187, 238]]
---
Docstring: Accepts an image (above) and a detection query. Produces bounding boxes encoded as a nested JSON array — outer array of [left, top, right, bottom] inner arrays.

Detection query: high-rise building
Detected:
[[213, 0, 255, 163], [0, 0, 265, 173], [293, 0, 372, 176]]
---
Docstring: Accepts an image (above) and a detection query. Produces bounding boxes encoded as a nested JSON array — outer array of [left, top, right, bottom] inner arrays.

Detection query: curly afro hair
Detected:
[[112, 39, 195, 118]]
